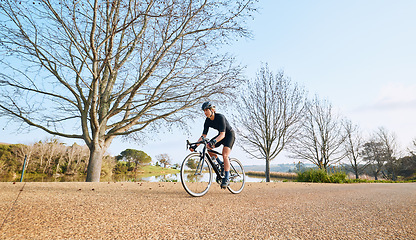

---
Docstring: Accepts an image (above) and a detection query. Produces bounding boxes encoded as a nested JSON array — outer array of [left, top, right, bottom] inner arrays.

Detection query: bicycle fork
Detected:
[[195, 155, 205, 176]]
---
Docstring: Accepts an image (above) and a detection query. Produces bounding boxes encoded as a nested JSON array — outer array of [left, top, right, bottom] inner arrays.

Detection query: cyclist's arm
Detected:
[[198, 134, 207, 143], [213, 132, 225, 143], [190, 134, 207, 152]]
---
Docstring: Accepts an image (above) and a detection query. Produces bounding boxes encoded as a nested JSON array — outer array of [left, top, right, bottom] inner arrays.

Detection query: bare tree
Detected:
[[34, 141, 48, 170], [289, 96, 346, 170], [156, 153, 171, 168], [401, 138, 416, 179], [16, 143, 35, 173], [71, 144, 90, 174], [408, 138, 416, 157], [43, 138, 65, 174], [234, 64, 305, 182], [343, 120, 367, 179], [66, 143, 82, 175], [0, 0, 256, 181]]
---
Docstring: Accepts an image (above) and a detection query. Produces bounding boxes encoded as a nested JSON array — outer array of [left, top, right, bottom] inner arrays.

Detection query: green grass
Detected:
[[136, 165, 179, 177]]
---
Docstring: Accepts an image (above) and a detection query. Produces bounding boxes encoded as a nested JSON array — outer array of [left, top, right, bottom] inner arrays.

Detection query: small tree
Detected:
[[397, 140, 416, 180], [376, 128, 399, 180], [343, 120, 367, 179], [293, 161, 307, 173], [361, 141, 386, 180], [117, 149, 151, 169], [156, 153, 171, 168], [361, 128, 398, 180], [234, 64, 305, 182]]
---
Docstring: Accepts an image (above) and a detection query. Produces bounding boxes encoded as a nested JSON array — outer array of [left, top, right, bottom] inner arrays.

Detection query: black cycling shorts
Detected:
[[214, 130, 235, 149]]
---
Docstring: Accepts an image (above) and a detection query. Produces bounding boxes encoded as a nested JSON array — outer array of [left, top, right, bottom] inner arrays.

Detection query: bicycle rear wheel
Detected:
[[180, 153, 212, 197], [227, 158, 245, 194]]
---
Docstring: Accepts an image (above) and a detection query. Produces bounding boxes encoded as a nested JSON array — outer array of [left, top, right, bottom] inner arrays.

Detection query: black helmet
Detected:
[[201, 101, 214, 111]]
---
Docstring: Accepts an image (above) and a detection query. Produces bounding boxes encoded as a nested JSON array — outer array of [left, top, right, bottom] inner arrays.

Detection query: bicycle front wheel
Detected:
[[227, 158, 245, 194], [180, 153, 212, 197]]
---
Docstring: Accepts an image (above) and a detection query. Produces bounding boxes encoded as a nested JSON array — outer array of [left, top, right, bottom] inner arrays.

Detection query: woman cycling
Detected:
[[190, 101, 235, 188]]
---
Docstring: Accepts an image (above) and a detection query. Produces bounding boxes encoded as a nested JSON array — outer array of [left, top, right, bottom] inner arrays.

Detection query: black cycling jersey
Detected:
[[203, 113, 232, 135], [203, 113, 235, 149]]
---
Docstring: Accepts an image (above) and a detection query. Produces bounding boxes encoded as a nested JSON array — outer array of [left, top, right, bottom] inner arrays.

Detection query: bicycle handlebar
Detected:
[[186, 137, 209, 150]]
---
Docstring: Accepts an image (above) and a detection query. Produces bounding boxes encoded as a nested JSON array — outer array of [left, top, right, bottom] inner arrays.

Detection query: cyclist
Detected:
[[190, 101, 235, 188]]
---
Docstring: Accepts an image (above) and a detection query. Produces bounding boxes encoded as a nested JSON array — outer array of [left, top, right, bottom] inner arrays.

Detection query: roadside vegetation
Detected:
[[246, 171, 297, 180], [0, 140, 177, 182], [295, 168, 416, 184], [1, 138, 414, 183]]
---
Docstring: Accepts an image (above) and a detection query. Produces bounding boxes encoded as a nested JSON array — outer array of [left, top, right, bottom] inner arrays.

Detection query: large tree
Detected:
[[234, 64, 305, 182], [0, 0, 256, 181], [289, 96, 346, 170]]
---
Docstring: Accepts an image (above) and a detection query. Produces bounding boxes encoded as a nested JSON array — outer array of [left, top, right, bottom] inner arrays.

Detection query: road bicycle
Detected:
[[180, 137, 245, 197]]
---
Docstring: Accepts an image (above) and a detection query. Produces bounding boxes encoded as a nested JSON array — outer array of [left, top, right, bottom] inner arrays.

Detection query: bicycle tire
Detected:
[[227, 158, 245, 194], [180, 153, 212, 197]]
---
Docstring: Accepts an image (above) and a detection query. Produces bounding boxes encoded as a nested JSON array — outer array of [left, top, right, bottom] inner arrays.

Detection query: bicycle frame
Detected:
[[182, 137, 246, 196], [187, 137, 239, 180], [187, 137, 221, 177]]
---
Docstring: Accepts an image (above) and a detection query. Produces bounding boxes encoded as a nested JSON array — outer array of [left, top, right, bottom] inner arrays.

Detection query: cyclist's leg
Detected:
[[220, 130, 235, 171], [220, 132, 235, 188], [222, 147, 231, 171], [208, 151, 217, 159]]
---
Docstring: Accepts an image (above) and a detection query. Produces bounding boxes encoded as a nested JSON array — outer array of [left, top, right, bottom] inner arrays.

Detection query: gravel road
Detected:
[[1, 182, 415, 239]]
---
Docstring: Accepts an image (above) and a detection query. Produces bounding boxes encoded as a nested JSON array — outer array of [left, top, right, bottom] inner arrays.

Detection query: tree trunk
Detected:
[[354, 165, 359, 179], [86, 147, 104, 182], [265, 159, 270, 182]]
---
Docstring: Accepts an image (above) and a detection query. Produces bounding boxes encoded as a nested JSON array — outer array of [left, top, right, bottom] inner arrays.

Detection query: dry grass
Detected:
[[246, 171, 297, 179]]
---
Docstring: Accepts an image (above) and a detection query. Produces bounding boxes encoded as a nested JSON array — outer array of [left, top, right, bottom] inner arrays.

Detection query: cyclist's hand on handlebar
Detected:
[[208, 139, 217, 149], [189, 144, 197, 152]]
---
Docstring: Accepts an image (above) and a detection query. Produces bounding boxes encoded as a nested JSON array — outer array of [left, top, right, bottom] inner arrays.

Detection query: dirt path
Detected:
[[1, 182, 415, 239]]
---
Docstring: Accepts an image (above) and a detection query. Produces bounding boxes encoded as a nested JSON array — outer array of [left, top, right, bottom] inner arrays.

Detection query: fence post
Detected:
[[20, 155, 27, 182]]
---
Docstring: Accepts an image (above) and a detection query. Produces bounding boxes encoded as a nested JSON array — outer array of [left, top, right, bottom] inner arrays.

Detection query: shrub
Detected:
[[113, 162, 129, 174], [328, 172, 347, 183], [296, 168, 348, 183], [297, 168, 329, 183]]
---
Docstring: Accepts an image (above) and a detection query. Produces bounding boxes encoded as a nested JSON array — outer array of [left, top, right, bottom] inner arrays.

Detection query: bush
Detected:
[[328, 172, 347, 183], [297, 168, 328, 183], [113, 161, 129, 174], [296, 168, 348, 183]]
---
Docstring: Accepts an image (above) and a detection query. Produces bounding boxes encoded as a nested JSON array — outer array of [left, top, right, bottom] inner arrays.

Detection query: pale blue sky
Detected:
[[1, 1, 416, 166]]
